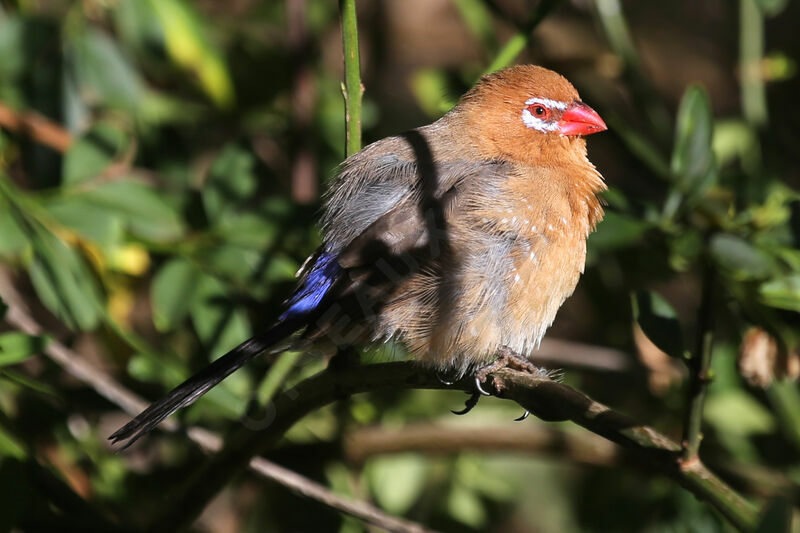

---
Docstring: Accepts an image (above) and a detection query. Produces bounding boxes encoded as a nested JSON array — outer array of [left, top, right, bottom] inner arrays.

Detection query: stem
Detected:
[[740, 0, 767, 126], [339, 0, 363, 157], [682, 259, 716, 462]]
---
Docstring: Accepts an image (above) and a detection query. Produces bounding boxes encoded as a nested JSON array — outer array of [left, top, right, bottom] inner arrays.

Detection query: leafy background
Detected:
[[0, 0, 799, 531]]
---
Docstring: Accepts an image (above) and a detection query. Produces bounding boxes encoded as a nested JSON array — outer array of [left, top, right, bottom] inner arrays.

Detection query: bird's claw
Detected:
[[435, 369, 455, 386], [474, 375, 491, 396], [514, 410, 530, 422], [451, 391, 481, 415]]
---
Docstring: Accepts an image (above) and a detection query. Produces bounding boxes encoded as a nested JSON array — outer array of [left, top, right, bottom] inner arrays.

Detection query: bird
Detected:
[[110, 64, 607, 448]]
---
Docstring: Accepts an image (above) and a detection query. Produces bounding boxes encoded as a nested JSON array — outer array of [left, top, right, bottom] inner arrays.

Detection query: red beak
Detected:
[[558, 102, 607, 136]]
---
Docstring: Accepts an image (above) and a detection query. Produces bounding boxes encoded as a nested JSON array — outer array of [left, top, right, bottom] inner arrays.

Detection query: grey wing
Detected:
[[321, 132, 509, 257]]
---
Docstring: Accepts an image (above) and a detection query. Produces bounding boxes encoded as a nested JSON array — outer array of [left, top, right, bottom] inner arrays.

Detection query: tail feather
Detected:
[[109, 319, 301, 449]]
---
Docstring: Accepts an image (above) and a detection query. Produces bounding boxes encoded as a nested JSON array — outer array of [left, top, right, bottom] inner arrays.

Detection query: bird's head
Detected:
[[456, 65, 606, 166]]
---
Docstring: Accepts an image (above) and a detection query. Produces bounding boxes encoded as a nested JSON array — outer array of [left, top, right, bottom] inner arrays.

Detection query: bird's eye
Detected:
[[527, 104, 550, 120]]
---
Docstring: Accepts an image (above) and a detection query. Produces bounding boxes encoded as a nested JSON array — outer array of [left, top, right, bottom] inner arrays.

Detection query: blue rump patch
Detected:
[[279, 251, 341, 321]]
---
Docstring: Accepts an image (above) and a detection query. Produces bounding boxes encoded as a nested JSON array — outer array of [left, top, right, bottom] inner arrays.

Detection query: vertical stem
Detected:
[[339, 0, 363, 157], [740, 0, 767, 126], [681, 260, 716, 462]]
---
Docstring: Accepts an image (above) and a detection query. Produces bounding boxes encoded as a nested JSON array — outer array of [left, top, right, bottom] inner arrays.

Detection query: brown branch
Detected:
[[0, 102, 72, 153], [0, 269, 432, 533], [151, 361, 759, 533]]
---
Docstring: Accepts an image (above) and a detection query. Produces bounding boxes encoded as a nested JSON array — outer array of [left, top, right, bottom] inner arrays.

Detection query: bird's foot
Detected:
[[450, 347, 545, 418], [461, 347, 543, 420]]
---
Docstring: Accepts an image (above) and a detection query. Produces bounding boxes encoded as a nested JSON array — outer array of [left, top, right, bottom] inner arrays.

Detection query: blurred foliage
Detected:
[[0, 0, 799, 532]]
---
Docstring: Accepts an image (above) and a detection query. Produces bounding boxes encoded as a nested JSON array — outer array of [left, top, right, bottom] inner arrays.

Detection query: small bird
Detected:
[[110, 65, 607, 447]]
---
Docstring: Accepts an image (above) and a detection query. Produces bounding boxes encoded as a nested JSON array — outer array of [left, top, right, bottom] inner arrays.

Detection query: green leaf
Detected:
[[0, 201, 28, 256], [77, 178, 183, 241], [366, 454, 429, 514], [710, 233, 775, 280], [66, 26, 145, 111], [203, 144, 258, 223], [447, 483, 488, 529], [0, 333, 48, 367], [704, 390, 776, 436], [147, 0, 234, 108], [759, 275, 800, 312], [151, 258, 202, 331], [589, 211, 652, 251], [0, 426, 26, 460], [42, 196, 124, 248], [632, 291, 686, 359], [671, 85, 717, 199], [27, 230, 103, 331], [755, 0, 789, 16], [190, 273, 251, 358], [755, 498, 792, 533], [62, 122, 128, 185]]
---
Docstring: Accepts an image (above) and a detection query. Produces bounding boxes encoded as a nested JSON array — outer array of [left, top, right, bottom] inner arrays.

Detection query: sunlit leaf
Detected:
[[0, 333, 48, 367], [366, 454, 429, 514], [704, 390, 776, 436], [759, 275, 800, 312], [447, 483, 488, 528], [632, 291, 685, 359], [147, 0, 234, 108]]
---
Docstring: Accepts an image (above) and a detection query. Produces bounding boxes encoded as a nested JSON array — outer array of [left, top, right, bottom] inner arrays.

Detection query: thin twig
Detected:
[[0, 269, 432, 533], [0, 101, 72, 153], [152, 360, 759, 533], [681, 260, 716, 462], [339, 0, 363, 157]]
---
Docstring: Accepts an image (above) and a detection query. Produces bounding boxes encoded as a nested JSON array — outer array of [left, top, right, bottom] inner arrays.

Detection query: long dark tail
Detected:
[[109, 319, 301, 449]]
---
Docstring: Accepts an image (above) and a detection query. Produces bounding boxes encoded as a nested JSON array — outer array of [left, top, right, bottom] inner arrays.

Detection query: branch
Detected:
[[0, 101, 72, 153], [0, 269, 431, 533], [339, 0, 363, 156], [681, 261, 716, 462], [152, 361, 759, 533]]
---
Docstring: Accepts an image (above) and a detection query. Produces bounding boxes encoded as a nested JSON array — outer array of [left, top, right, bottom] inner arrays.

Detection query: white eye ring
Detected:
[[521, 97, 568, 133]]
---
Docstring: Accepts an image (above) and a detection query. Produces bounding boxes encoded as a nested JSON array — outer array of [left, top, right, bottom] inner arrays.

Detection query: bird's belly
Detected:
[[378, 230, 585, 375]]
